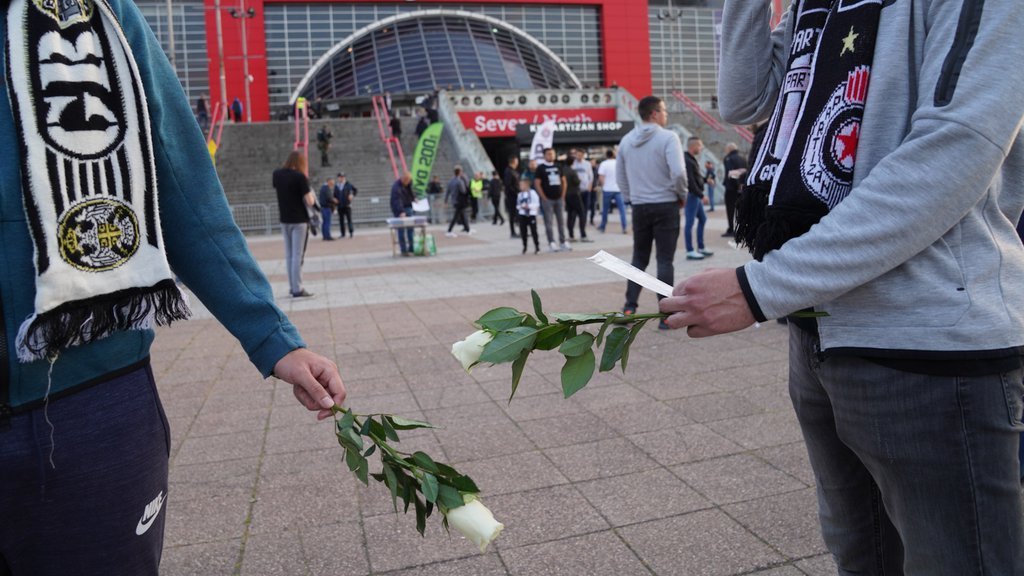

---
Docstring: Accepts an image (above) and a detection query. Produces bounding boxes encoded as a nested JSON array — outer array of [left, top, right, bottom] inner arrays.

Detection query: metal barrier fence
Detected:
[[229, 200, 496, 236]]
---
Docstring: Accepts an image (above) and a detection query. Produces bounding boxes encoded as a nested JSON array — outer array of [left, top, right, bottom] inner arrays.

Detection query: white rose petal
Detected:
[[445, 496, 504, 553], [451, 330, 493, 372]]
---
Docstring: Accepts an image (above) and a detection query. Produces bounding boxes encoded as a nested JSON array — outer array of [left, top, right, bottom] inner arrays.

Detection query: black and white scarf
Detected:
[[5, 0, 190, 362], [736, 0, 882, 260]]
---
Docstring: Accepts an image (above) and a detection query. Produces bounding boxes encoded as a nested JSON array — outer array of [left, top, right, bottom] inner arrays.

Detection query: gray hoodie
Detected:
[[720, 0, 1024, 354], [615, 122, 687, 205]]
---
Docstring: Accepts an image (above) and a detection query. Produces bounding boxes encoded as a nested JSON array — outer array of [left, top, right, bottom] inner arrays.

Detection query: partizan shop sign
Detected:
[[458, 109, 618, 138], [514, 119, 634, 146]]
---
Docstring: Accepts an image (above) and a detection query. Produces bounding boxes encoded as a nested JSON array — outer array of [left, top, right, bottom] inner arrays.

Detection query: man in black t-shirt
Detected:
[[503, 156, 521, 238], [533, 148, 569, 252]]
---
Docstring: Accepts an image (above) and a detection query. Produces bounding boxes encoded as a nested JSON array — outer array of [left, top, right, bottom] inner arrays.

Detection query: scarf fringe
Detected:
[[16, 279, 191, 362]]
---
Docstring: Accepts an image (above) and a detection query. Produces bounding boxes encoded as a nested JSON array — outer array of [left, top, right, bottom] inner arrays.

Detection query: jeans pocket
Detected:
[[998, 368, 1024, 428]]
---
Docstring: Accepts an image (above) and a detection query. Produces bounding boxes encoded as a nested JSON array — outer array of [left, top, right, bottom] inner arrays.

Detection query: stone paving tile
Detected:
[[160, 539, 240, 576], [630, 374, 721, 401], [164, 491, 252, 547], [519, 410, 621, 450], [543, 437, 660, 482], [457, 450, 569, 496], [571, 383, 655, 411], [362, 513, 487, 573], [497, 391, 588, 423], [238, 529, 309, 576], [672, 454, 807, 505], [795, 554, 838, 575], [723, 488, 826, 559], [432, 413, 536, 464], [173, 430, 265, 467], [300, 521, 371, 576], [169, 457, 260, 500], [383, 554, 508, 576], [248, 483, 363, 535], [665, 391, 766, 424], [706, 410, 805, 450], [190, 407, 270, 438], [263, 421, 342, 454], [576, 468, 710, 527], [755, 442, 816, 487], [598, 399, 694, 435], [618, 509, 783, 576], [411, 382, 494, 411], [628, 424, 744, 467], [750, 567, 806, 576], [488, 484, 609, 550], [500, 531, 649, 576], [258, 448, 353, 490]]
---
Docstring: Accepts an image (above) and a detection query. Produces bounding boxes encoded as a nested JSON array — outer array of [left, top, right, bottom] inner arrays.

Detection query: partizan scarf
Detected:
[[735, 0, 882, 261], [5, 0, 190, 362]]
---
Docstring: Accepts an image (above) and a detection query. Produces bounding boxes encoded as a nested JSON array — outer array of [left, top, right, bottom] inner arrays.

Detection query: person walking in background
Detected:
[[589, 157, 601, 225], [535, 147, 570, 252], [427, 174, 444, 225], [230, 96, 243, 123], [704, 160, 717, 211], [469, 171, 485, 222], [390, 172, 416, 257], [572, 148, 595, 230], [445, 166, 471, 237], [489, 171, 505, 226], [683, 136, 713, 260], [721, 142, 747, 237], [662, 0, 1024, 571], [317, 125, 333, 167], [598, 148, 627, 234], [333, 173, 357, 238], [273, 152, 315, 298], [195, 93, 208, 133], [318, 176, 338, 240], [617, 96, 686, 328], [564, 155, 591, 243], [517, 178, 541, 254], [503, 156, 521, 238], [389, 113, 401, 142]]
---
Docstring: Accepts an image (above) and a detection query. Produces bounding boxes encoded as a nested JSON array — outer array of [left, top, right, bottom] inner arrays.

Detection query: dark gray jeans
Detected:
[[789, 326, 1024, 575], [624, 201, 680, 310]]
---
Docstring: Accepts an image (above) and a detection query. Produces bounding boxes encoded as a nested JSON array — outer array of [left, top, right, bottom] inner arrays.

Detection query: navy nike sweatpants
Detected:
[[0, 363, 169, 576]]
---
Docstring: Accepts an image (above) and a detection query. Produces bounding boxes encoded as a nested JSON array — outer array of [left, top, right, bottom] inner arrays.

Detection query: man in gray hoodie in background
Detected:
[[617, 95, 687, 329]]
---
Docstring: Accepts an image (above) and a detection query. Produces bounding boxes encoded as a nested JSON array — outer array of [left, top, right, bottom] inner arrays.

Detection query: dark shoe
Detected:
[[622, 306, 636, 316], [291, 290, 315, 299], [580, 237, 594, 243], [522, 246, 527, 254], [658, 320, 671, 330], [721, 230, 735, 237]]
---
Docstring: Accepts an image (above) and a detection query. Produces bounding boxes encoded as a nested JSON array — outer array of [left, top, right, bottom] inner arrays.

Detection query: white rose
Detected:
[[451, 330, 493, 372], [445, 495, 504, 553]]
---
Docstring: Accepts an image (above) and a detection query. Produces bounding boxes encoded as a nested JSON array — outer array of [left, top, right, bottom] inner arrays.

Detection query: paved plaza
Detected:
[[154, 208, 837, 575]]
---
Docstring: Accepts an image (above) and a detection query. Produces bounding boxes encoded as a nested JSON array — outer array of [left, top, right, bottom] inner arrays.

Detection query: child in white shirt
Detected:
[[516, 179, 541, 254]]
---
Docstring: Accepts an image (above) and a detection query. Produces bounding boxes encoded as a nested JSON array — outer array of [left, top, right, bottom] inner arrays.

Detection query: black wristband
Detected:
[[735, 266, 768, 323]]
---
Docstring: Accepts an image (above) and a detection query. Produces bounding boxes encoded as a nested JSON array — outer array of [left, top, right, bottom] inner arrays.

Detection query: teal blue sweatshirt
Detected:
[[0, 0, 304, 413]]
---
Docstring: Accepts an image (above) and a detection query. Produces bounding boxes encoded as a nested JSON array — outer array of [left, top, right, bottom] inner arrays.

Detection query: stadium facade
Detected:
[[136, 0, 786, 122]]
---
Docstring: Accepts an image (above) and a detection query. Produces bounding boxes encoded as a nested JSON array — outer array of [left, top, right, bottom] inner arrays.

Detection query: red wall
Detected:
[[207, 0, 651, 122]]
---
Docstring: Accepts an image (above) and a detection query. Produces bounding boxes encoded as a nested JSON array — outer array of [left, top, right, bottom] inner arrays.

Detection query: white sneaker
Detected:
[[467, 229, 476, 235], [445, 232, 457, 238], [560, 242, 572, 251], [549, 241, 559, 252], [685, 250, 705, 260]]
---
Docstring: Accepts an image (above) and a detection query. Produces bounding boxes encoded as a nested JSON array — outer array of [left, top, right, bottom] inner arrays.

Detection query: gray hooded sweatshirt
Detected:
[[615, 122, 687, 205], [720, 0, 1024, 355]]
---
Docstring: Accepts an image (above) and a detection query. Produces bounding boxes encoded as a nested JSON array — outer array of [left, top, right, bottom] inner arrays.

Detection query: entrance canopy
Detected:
[[291, 9, 582, 104]]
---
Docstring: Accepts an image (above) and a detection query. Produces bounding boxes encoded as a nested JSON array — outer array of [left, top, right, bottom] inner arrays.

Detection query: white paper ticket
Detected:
[[586, 250, 674, 298]]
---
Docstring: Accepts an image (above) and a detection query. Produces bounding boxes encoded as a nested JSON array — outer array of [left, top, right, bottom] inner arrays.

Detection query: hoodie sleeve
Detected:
[[718, 0, 793, 125], [665, 134, 687, 200]]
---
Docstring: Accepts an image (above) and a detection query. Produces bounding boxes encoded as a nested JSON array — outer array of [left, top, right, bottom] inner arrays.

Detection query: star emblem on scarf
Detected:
[[833, 122, 860, 170], [841, 26, 859, 57]]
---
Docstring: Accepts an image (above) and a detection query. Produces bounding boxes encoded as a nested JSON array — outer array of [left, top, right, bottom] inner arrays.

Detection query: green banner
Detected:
[[411, 122, 444, 196]]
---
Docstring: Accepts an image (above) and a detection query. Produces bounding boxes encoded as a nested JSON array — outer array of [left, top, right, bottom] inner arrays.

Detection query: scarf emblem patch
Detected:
[[799, 65, 870, 209], [31, 0, 93, 28]]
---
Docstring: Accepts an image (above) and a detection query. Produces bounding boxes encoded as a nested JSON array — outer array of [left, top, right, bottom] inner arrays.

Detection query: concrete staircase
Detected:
[[214, 118, 465, 232]]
